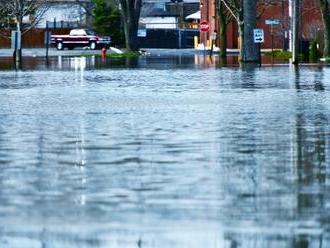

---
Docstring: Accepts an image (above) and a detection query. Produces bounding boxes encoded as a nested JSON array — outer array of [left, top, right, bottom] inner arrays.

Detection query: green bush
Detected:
[[92, 0, 125, 47]]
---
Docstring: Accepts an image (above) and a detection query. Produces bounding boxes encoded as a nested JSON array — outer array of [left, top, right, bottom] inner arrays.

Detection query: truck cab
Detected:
[[51, 29, 111, 50]]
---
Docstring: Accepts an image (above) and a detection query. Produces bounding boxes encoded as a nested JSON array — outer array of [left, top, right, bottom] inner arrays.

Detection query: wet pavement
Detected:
[[0, 48, 239, 57], [0, 48, 202, 58], [0, 54, 329, 247]]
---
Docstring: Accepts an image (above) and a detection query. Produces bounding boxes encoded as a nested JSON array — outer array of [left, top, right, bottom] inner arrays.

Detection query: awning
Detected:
[[185, 11, 200, 20]]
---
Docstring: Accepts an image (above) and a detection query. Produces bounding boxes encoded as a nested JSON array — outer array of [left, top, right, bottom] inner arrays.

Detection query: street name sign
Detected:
[[253, 29, 264, 43], [265, 19, 280, 25]]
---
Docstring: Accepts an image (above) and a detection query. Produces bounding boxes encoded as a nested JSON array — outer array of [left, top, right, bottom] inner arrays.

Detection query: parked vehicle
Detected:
[[51, 29, 111, 50]]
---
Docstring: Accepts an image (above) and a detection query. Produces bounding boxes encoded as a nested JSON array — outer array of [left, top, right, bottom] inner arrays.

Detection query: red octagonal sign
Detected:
[[200, 20, 209, 32]]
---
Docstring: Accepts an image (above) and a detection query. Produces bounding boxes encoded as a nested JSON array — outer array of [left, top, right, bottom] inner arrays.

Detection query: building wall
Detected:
[[200, 0, 324, 49], [140, 17, 177, 29]]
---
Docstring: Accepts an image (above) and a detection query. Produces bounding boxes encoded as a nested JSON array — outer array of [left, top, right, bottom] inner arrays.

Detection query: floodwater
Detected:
[[0, 52, 329, 248]]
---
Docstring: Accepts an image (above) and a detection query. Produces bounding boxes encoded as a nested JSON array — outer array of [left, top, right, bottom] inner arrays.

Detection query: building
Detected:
[[139, 0, 199, 29], [199, 0, 324, 50], [37, 0, 92, 28], [137, 0, 200, 48]]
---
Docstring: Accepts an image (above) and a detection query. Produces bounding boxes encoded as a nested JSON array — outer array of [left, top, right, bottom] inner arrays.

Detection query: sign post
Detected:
[[11, 31, 21, 50], [200, 20, 209, 56], [265, 19, 280, 62], [253, 29, 264, 66], [44, 31, 52, 60], [11, 31, 22, 68]]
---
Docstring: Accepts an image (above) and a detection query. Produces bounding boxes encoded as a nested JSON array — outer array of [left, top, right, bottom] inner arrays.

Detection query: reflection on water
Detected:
[[0, 53, 288, 71], [0, 55, 330, 247], [0, 53, 240, 71]]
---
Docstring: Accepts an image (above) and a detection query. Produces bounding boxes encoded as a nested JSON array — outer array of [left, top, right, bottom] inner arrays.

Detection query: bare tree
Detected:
[[74, 0, 95, 27], [220, 0, 243, 57], [74, 0, 94, 17], [221, 0, 259, 62], [220, 0, 287, 61], [0, 0, 50, 33], [0, 0, 50, 63]]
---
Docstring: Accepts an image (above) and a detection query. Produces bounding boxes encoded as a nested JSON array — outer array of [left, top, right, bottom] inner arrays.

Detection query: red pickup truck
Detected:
[[51, 29, 111, 50]]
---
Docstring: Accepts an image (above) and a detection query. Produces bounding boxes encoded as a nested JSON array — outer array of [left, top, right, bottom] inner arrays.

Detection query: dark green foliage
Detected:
[[309, 39, 320, 62], [264, 50, 292, 60], [101, 51, 141, 58], [92, 0, 124, 46]]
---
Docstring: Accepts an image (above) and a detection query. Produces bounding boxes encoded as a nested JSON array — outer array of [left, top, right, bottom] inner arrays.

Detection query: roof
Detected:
[[185, 10, 200, 20]]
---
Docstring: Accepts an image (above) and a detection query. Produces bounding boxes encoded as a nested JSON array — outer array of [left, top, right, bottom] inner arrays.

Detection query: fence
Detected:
[[0, 28, 200, 49], [137, 29, 199, 49], [0, 28, 72, 48]]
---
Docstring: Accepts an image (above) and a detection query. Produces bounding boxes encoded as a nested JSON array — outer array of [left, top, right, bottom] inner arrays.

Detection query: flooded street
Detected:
[[0, 53, 329, 247]]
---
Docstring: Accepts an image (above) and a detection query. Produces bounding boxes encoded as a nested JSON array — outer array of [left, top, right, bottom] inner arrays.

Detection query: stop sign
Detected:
[[200, 20, 209, 32]]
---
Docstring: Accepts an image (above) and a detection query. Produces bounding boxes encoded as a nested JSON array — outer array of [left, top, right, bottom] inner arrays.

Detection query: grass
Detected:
[[105, 51, 141, 58], [90, 51, 141, 58], [264, 50, 292, 60]]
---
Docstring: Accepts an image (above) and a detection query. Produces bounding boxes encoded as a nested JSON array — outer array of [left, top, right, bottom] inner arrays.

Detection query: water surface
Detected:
[[0, 54, 329, 247]]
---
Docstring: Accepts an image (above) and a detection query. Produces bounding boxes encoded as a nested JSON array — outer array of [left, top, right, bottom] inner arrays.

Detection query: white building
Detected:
[[37, 0, 91, 28]]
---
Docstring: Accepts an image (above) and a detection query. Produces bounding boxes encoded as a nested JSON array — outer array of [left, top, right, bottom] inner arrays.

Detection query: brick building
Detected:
[[200, 0, 324, 50]]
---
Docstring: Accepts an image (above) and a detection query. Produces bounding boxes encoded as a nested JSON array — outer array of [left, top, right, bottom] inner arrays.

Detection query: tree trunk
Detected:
[[124, 15, 139, 51], [292, 0, 300, 64], [320, 0, 330, 57], [219, 1, 227, 58], [242, 0, 258, 62], [119, 0, 142, 51]]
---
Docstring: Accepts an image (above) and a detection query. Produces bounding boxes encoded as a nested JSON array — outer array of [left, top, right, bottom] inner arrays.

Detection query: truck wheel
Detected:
[[56, 42, 64, 50], [89, 42, 96, 50]]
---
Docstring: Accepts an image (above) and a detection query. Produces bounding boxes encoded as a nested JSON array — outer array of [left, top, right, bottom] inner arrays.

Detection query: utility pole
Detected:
[[291, 0, 300, 64], [242, 0, 259, 62], [219, 1, 227, 58]]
